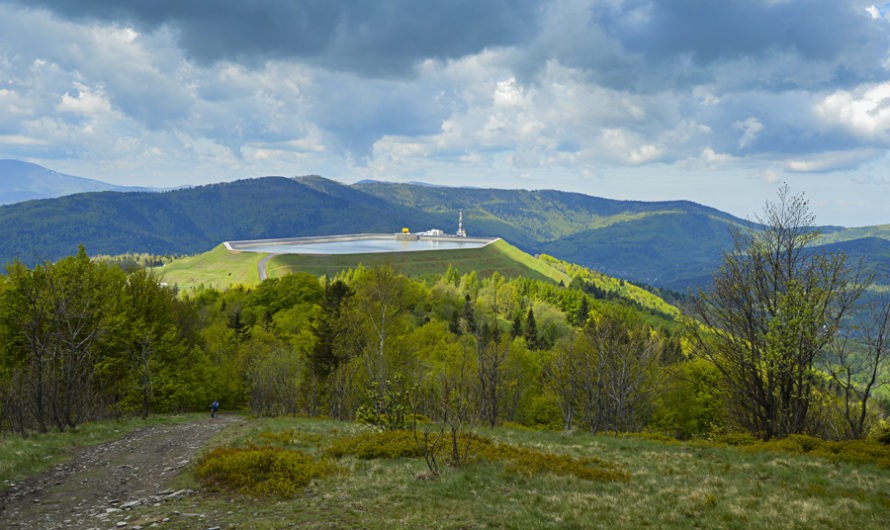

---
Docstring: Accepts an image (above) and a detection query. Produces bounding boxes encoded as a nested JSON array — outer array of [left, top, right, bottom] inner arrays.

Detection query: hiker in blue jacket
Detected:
[[210, 400, 219, 417]]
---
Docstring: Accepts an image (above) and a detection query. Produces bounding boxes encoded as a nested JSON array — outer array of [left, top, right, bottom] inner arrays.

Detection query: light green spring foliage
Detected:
[[541, 254, 681, 319], [0, 247, 716, 440], [0, 248, 226, 433]]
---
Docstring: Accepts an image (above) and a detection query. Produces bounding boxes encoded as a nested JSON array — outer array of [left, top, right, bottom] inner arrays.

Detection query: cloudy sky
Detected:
[[2, 1, 890, 226]]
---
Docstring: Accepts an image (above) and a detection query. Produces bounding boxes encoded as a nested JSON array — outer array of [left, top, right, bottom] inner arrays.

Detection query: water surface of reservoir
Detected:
[[227, 235, 494, 255]]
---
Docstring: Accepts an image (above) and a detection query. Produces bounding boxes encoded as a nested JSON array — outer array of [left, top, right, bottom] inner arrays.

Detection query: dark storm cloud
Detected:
[[603, 0, 887, 88], [10, 0, 541, 76], [15, 0, 885, 90]]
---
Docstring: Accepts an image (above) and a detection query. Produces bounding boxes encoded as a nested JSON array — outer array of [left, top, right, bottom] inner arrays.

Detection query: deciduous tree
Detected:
[[689, 185, 864, 439]]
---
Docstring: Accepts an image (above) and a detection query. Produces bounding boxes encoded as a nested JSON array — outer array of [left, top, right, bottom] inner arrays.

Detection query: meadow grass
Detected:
[[122, 417, 890, 529], [155, 244, 265, 290]]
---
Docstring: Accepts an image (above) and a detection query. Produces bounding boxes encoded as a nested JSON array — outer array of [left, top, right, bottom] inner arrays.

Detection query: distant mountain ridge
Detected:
[[351, 181, 758, 289], [0, 163, 889, 291], [0, 160, 157, 204]]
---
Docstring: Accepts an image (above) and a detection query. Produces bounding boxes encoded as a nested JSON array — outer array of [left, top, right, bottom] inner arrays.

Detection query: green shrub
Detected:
[[867, 420, 890, 445], [649, 358, 727, 440], [325, 429, 425, 459], [773, 434, 825, 453], [257, 428, 323, 447], [473, 438, 630, 482], [738, 434, 827, 455], [717, 434, 890, 469], [504, 449, 629, 482], [355, 377, 413, 431], [711, 432, 758, 446], [623, 431, 682, 444], [807, 440, 890, 468], [323, 428, 628, 481], [520, 393, 564, 430], [195, 445, 338, 498]]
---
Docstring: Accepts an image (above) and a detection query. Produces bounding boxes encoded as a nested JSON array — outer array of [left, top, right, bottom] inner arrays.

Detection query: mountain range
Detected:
[[1, 161, 889, 292], [0, 159, 156, 204]]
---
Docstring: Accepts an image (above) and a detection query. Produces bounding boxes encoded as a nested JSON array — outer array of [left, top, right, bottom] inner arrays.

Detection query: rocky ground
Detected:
[[0, 414, 239, 530]]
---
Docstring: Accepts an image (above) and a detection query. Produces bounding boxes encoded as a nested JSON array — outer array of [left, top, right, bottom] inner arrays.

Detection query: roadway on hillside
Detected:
[[258, 253, 274, 281]]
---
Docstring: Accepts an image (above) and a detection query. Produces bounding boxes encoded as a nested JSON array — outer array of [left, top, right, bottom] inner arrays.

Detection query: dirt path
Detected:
[[0, 414, 239, 530]]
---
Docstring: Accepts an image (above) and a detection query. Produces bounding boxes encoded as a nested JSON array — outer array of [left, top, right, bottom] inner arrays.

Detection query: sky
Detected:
[[1, 1, 890, 227]]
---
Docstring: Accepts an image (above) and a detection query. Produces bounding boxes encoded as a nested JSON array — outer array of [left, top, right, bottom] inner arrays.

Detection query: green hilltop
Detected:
[[159, 238, 570, 289], [157, 237, 682, 324]]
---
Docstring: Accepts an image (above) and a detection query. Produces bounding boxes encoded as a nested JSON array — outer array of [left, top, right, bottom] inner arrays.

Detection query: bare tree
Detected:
[[579, 306, 661, 433], [822, 293, 890, 438], [414, 339, 479, 475], [546, 333, 582, 430], [477, 321, 508, 428]]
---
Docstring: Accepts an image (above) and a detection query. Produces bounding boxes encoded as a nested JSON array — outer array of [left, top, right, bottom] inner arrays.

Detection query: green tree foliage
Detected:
[[310, 280, 353, 378], [649, 357, 726, 439], [0, 247, 128, 432], [0, 246, 742, 440], [247, 328, 306, 417], [0, 248, 232, 433], [689, 185, 865, 439], [524, 307, 540, 350], [116, 268, 196, 417]]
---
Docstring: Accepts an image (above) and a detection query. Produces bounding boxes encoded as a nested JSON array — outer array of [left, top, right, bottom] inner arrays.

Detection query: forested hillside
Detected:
[[1, 174, 890, 292], [0, 177, 435, 264], [2, 197, 886, 444], [0, 245, 696, 438]]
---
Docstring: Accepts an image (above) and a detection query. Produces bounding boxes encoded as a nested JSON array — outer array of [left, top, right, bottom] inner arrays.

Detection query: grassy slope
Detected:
[[268, 238, 570, 283], [156, 239, 571, 291], [45, 415, 890, 530], [154, 240, 683, 320], [156, 244, 266, 290]]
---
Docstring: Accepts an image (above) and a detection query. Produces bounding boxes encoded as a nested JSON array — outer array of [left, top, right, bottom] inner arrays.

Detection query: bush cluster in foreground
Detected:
[[194, 445, 339, 498], [196, 427, 630, 498]]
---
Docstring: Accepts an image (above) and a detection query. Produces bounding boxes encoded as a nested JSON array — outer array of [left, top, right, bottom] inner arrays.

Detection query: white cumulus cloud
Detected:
[[815, 82, 890, 142], [56, 83, 112, 115]]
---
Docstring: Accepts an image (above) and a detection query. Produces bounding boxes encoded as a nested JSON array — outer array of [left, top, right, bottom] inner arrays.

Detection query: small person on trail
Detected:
[[210, 400, 220, 418]]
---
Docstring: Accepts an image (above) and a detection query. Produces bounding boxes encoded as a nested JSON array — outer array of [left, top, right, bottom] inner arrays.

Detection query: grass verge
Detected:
[[130, 418, 890, 529]]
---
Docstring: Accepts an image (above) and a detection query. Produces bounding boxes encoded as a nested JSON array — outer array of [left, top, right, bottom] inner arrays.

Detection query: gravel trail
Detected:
[[0, 414, 239, 529]]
